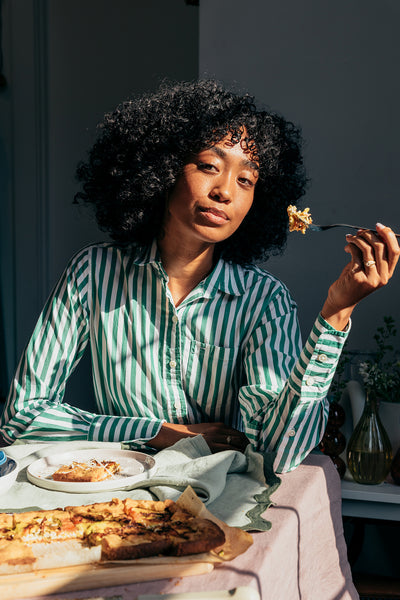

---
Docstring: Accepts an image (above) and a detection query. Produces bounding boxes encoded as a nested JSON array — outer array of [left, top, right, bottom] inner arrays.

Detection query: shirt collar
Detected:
[[132, 240, 248, 297], [132, 239, 160, 266]]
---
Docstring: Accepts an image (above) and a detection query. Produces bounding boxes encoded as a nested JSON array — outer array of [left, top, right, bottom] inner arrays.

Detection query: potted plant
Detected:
[[356, 316, 400, 453], [358, 316, 400, 403], [346, 317, 400, 483]]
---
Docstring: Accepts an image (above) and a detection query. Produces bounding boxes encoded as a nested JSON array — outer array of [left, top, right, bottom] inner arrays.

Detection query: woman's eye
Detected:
[[198, 163, 217, 172], [239, 177, 254, 187]]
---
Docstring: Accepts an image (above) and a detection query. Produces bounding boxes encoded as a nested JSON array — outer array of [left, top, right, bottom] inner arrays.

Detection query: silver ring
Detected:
[[365, 260, 376, 267], [226, 435, 232, 445]]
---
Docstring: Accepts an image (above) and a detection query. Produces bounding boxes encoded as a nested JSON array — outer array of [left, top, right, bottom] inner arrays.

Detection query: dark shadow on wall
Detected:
[[0, 289, 7, 408], [0, 346, 98, 418], [62, 346, 98, 414]]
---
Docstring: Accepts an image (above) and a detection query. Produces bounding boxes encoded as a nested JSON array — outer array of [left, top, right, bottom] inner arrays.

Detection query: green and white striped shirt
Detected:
[[1, 241, 348, 472]]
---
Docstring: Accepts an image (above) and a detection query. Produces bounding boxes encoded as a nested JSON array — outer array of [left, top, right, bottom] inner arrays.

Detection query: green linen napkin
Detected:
[[2, 437, 280, 530]]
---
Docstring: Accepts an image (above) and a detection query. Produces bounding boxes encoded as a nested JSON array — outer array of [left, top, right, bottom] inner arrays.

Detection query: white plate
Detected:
[[27, 449, 155, 493]]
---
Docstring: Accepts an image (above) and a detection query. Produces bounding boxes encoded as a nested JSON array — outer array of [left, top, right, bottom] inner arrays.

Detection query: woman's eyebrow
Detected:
[[209, 146, 259, 171]]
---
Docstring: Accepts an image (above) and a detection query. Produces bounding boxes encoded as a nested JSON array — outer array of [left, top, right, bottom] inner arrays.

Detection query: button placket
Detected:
[[169, 312, 181, 371], [167, 306, 185, 419]]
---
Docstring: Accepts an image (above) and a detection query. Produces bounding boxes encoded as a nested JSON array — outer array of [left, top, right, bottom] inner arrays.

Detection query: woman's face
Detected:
[[163, 134, 259, 249]]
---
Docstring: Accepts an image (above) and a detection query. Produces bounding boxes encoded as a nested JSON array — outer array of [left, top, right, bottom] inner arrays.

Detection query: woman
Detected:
[[1, 80, 398, 472]]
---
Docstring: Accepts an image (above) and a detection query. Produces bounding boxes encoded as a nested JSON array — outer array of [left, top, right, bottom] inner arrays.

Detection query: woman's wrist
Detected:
[[148, 423, 184, 450], [320, 299, 355, 332]]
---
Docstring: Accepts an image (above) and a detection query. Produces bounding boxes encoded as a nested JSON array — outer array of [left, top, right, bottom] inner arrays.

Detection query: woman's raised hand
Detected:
[[321, 223, 400, 331]]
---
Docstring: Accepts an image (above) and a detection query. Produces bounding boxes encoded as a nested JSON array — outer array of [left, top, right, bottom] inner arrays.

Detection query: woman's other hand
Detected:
[[149, 422, 250, 453], [321, 223, 400, 331]]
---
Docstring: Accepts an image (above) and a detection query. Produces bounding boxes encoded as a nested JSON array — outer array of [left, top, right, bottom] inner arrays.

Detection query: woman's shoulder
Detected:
[[228, 260, 293, 299], [223, 261, 298, 322], [67, 242, 138, 266], [55, 244, 131, 286]]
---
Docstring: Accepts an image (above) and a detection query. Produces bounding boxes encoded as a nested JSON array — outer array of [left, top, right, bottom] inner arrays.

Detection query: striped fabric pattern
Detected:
[[0, 241, 348, 472]]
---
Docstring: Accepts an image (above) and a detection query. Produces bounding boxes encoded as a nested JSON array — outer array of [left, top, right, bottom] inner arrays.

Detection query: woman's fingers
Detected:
[[201, 427, 250, 452], [207, 439, 250, 453], [345, 238, 364, 274], [345, 224, 399, 288], [346, 230, 384, 284], [376, 223, 400, 276], [322, 223, 399, 330]]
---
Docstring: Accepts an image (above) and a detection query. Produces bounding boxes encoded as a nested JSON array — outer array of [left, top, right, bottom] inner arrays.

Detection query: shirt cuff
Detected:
[[317, 312, 352, 335], [88, 414, 163, 442], [290, 313, 350, 399]]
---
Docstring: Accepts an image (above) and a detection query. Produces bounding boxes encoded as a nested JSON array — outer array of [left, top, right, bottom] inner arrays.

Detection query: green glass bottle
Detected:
[[347, 392, 393, 484]]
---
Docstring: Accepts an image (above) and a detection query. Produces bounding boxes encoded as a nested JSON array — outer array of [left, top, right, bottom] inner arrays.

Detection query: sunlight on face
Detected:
[[163, 132, 259, 250]]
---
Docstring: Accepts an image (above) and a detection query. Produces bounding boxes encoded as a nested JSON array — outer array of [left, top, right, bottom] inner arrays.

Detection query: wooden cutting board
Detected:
[[0, 560, 214, 600]]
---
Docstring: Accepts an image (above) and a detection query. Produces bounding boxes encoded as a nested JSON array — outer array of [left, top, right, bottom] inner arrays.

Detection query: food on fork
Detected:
[[287, 205, 313, 234], [0, 497, 226, 574], [51, 459, 121, 482]]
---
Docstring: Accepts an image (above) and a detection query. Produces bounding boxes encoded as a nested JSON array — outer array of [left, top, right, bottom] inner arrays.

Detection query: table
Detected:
[[0, 450, 358, 600]]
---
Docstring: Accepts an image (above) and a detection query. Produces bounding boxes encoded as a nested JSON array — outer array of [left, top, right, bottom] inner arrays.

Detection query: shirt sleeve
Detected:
[[238, 287, 349, 473], [0, 249, 163, 445]]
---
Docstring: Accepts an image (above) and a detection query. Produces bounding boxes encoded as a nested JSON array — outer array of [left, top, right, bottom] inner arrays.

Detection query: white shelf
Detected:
[[341, 478, 400, 521], [342, 479, 400, 504]]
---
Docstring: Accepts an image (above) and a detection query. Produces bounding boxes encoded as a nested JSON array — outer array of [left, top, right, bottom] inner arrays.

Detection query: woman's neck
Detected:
[[157, 237, 216, 306]]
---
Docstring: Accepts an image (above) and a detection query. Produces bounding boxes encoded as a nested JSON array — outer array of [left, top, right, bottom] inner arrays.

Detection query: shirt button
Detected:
[[174, 401, 180, 410], [317, 353, 328, 363], [306, 376, 315, 386], [288, 429, 296, 437], [169, 360, 177, 368], [172, 315, 178, 324]]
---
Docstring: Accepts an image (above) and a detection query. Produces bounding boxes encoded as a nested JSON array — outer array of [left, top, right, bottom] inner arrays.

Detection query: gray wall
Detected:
[[2, 0, 399, 394], [199, 0, 400, 352], [199, 0, 400, 579], [0, 0, 199, 404]]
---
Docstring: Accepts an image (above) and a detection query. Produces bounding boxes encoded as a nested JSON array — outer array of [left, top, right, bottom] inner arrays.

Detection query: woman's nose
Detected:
[[210, 176, 233, 202]]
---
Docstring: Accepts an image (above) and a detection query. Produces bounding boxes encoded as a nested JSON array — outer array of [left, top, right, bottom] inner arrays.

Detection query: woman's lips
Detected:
[[198, 207, 229, 224]]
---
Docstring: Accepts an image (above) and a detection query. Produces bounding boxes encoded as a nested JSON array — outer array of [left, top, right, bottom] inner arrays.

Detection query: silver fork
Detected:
[[308, 223, 400, 238]]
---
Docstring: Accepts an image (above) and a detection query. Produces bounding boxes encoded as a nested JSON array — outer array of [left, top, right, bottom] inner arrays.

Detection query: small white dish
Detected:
[[0, 456, 19, 496], [27, 448, 155, 493]]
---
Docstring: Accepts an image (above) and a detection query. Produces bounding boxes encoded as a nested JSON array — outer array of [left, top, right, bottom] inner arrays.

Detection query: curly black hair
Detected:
[[75, 79, 308, 265]]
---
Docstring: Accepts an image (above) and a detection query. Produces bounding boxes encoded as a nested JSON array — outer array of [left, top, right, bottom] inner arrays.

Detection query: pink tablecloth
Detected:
[[22, 453, 359, 600]]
